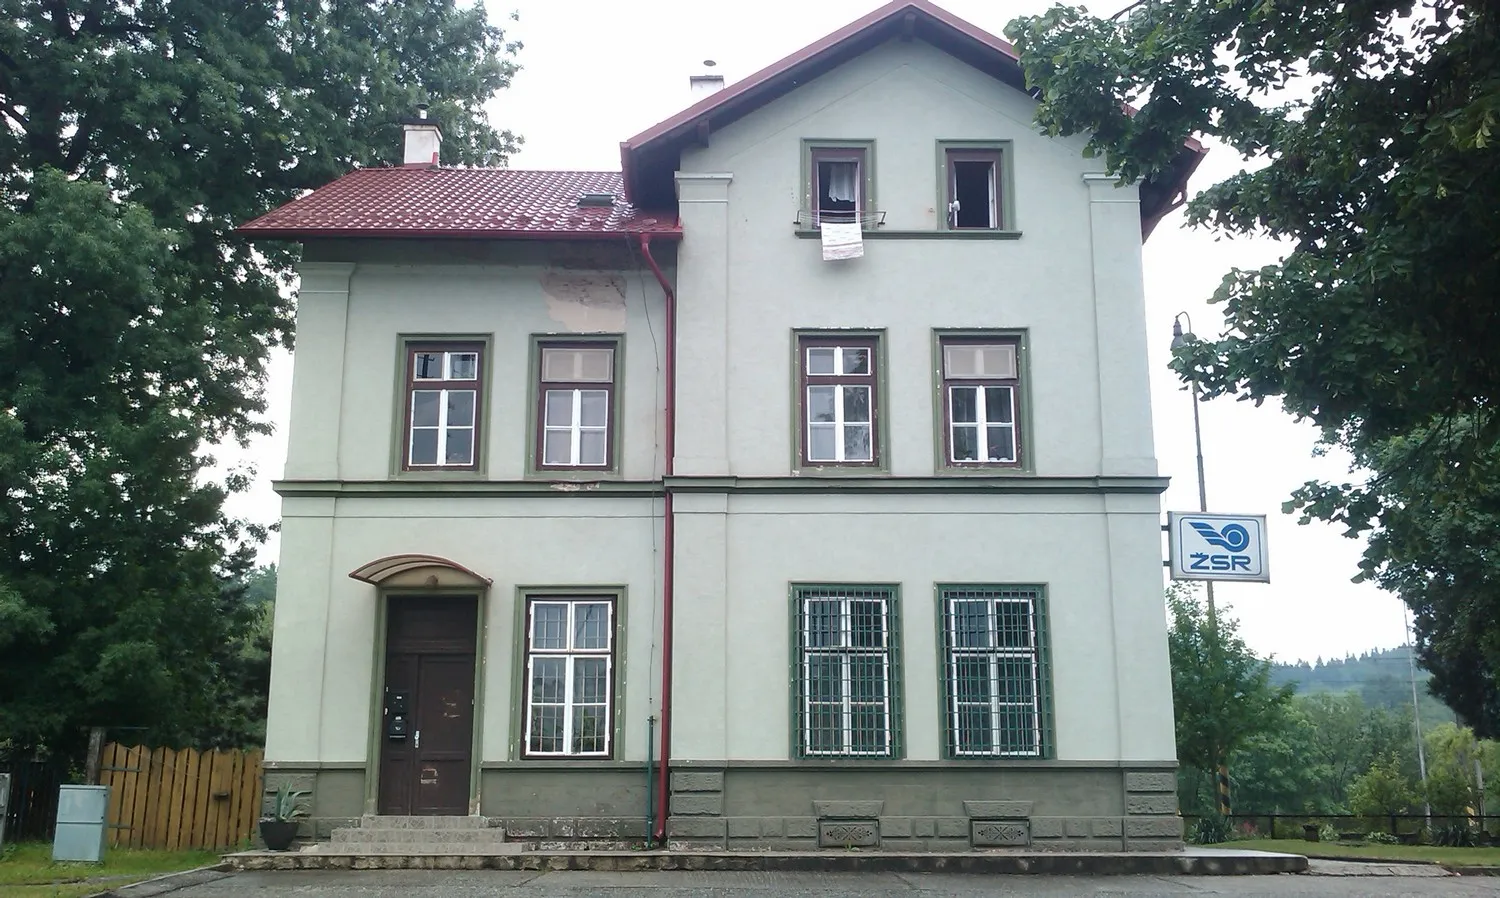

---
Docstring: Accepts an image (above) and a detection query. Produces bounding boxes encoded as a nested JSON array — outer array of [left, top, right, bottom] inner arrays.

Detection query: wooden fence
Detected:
[[100, 744, 263, 850]]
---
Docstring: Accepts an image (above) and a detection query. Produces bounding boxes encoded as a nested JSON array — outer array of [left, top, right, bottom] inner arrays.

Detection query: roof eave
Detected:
[[233, 227, 684, 242]]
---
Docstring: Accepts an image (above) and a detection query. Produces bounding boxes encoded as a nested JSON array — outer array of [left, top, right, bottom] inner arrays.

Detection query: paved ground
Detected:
[[168, 868, 1500, 897]]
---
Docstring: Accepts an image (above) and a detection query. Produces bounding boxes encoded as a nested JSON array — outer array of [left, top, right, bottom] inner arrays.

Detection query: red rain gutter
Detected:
[[637, 233, 676, 845]]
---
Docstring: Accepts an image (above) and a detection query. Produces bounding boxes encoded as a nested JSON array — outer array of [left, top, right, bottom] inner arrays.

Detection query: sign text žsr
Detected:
[[1168, 512, 1269, 583]]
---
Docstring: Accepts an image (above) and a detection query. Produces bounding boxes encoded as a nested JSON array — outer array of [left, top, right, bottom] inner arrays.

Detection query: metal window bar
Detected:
[[794, 586, 900, 758], [941, 586, 1052, 758], [525, 600, 613, 757]]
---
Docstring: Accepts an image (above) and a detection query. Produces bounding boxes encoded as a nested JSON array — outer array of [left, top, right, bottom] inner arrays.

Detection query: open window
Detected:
[[941, 144, 1009, 231], [804, 142, 874, 228], [947, 150, 1000, 229]]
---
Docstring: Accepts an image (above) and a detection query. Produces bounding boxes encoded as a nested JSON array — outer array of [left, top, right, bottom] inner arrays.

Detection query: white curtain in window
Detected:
[[825, 162, 858, 203]]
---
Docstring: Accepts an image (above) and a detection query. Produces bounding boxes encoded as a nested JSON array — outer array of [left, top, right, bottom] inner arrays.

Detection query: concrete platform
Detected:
[[226, 846, 1307, 875]]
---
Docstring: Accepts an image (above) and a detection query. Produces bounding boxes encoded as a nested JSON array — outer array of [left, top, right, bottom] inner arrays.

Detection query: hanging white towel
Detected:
[[821, 221, 864, 261], [825, 162, 857, 203]]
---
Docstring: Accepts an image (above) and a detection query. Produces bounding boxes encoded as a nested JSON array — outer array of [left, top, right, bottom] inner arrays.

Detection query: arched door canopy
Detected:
[[348, 554, 492, 589]]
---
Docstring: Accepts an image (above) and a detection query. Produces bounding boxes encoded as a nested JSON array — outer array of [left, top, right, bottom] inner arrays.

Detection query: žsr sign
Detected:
[[1168, 512, 1270, 583]]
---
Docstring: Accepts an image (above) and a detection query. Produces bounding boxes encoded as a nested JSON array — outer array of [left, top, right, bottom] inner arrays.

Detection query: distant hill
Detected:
[[1270, 645, 1457, 725]]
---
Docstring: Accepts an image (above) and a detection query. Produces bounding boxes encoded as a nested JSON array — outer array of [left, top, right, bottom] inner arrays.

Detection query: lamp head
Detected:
[[1171, 318, 1188, 351]]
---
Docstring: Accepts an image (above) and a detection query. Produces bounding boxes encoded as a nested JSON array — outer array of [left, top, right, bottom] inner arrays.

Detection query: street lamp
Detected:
[[1174, 312, 1231, 820], [1172, 312, 1217, 631]]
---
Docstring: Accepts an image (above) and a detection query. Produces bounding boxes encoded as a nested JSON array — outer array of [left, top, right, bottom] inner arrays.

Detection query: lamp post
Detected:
[[1171, 312, 1217, 631], [1172, 311, 1229, 818]]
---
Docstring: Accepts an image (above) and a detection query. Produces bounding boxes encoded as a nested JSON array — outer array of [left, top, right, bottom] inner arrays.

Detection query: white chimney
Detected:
[[403, 104, 443, 166], [689, 60, 725, 98]]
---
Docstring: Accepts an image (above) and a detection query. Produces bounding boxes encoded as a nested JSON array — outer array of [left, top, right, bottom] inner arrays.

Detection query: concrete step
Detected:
[[357, 815, 496, 830], [333, 828, 510, 845], [308, 842, 523, 856]]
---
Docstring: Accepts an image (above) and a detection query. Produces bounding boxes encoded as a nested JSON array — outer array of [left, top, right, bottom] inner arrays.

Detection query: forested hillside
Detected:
[[1271, 647, 1455, 726]]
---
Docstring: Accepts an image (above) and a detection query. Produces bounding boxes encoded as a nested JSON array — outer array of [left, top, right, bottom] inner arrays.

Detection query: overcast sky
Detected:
[[223, 0, 1413, 665]]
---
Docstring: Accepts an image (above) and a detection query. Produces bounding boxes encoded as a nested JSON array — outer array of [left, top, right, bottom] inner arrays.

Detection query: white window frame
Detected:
[[946, 383, 1017, 464], [406, 348, 479, 469], [944, 593, 1043, 758], [798, 593, 894, 758], [523, 599, 615, 758], [803, 344, 876, 465], [542, 388, 610, 466]]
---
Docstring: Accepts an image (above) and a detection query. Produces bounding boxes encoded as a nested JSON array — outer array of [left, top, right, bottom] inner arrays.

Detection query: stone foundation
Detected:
[[266, 762, 1183, 851]]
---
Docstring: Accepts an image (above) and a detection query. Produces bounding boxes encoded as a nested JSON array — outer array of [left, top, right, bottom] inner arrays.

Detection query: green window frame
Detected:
[[937, 584, 1054, 759], [790, 583, 903, 759], [390, 334, 493, 477], [525, 334, 625, 479], [936, 140, 1016, 232], [791, 329, 890, 474], [801, 139, 877, 229]]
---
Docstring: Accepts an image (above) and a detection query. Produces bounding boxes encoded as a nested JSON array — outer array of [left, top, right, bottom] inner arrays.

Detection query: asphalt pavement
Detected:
[[165, 868, 1500, 897]]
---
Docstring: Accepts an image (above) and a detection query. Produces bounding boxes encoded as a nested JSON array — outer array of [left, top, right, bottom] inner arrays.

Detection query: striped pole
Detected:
[[1217, 764, 1232, 817]]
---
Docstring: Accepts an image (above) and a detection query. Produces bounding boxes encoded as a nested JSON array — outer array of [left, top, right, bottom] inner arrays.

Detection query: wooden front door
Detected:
[[377, 596, 477, 815]]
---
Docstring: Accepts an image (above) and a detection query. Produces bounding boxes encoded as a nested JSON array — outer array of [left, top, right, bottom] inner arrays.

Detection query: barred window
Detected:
[[793, 585, 901, 758], [940, 586, 1051, 758], [523, 598, 614, 757]]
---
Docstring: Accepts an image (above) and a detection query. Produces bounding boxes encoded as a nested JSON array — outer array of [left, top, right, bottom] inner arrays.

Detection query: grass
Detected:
[[1242, 838, 1500, 866], [0, 841, 221, 897]]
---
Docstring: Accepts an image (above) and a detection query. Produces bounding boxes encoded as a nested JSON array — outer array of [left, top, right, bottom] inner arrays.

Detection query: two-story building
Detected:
[[240, 0, 1203, 852]]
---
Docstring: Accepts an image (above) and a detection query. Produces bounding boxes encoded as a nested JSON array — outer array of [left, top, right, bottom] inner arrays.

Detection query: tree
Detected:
[[1166, 585, 1294, 812], [1422, 722, 1500, 816], [1004, 0, 1500, 733], [1348, 755, 1418, 822], [0, 0, 520, 759]]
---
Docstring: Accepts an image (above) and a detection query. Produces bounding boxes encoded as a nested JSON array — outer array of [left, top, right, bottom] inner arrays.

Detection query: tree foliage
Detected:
[[0, 0, 519, 758], [1166, 585, 1294, 809], [1004, 0, 1500, 731]]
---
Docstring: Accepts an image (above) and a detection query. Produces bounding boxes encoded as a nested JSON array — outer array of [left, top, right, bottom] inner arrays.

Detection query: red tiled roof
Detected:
[[236, 168, 681, 240]]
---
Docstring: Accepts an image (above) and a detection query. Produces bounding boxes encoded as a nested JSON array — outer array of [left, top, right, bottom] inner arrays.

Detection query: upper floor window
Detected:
[[804, 141, 875, 228], [535, 341, 618, 471], [939, 336, 1021, 468], [797, 334, 881, 468], [939, 142, 1012, 231], [403, 343, 483, 470]]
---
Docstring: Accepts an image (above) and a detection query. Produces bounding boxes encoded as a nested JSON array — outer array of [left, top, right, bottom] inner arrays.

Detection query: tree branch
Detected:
[[63, 111, 91, 172], [1109, 0, 1152, 22]]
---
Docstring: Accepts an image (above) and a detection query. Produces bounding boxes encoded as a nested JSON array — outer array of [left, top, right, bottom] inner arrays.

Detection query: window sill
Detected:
[[794, 229, 1022, 240], [791, 465, 889, 477], [526, 468, 623, 482], [935, 465, 1033, 476], [391, 469, 488, 480]]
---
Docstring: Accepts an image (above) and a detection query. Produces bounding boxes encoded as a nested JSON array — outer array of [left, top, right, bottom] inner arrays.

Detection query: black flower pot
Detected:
[[259, 820, 300, 851]]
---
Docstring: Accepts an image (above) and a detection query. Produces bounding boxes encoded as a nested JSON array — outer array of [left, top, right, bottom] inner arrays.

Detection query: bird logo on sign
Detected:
[[1188, 521, 1251, 553]]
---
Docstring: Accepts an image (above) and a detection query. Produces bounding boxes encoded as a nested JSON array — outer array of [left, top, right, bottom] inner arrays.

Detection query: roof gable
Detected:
[[619, 0, 1203, 238]]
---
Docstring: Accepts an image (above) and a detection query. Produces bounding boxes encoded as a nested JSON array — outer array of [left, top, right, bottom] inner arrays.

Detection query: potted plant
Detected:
[[259, 783, 308, 851]]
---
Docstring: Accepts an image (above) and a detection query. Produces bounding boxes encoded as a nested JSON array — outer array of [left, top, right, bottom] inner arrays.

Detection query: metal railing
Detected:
[[1185, 812, 1500, 844]]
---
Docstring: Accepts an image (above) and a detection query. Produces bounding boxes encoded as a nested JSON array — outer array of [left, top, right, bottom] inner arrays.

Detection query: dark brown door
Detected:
[[378, 596, 477, 815]]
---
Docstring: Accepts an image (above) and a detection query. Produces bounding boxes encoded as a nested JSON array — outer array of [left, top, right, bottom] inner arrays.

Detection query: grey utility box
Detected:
[[53, 785, 109, 863], [0, 773, 10, 851]]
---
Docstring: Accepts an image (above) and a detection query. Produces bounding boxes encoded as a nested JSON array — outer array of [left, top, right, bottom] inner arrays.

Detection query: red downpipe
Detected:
[[638, 233, 675, 845]]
